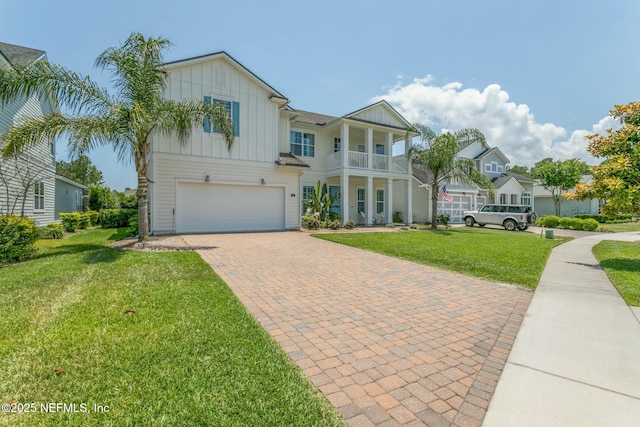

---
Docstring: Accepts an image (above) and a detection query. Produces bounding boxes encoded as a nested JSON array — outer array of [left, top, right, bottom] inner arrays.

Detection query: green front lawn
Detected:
[[316, 228, 566, 288], [0, 229, 343, 426], [597, 222, 640, 233], [593, 240, 640, 306]]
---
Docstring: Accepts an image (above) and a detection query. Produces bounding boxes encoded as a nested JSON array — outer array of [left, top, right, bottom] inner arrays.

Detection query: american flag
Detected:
[[438, 184, 453, 204]]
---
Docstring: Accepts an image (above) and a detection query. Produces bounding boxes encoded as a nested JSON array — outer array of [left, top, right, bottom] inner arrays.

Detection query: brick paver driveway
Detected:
[[183, 231, 532, 427]]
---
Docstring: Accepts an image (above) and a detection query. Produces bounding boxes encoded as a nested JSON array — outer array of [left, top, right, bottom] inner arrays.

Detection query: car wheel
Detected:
[[464, 217, 475, 227], [518, 224, 529, 231], [504, 219, 517, 231], [478, 223, 486, 227], [529, 212, 537, 223]]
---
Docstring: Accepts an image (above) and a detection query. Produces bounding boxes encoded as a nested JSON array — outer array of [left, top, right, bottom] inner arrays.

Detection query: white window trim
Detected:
[[34, 181, 45, 212], [290, 131, 315, 157], [356, 187, 366, 215], [376, 188, 385, 214]]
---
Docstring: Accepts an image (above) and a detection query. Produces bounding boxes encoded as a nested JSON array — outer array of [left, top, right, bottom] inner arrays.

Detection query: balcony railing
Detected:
[[326, 151, 408, 172]]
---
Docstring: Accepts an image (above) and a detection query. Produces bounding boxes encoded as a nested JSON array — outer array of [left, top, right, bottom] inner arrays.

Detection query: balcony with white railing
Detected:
[[326, 151, 409, 173]]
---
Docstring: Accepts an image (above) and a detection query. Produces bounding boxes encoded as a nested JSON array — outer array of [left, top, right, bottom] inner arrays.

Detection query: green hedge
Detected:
[[40, 223, 64, 239], [537, 215, 599, 231], [60, 212, 82, 232], [0, 215, 39, 263], [100, 209, 137, 228], [575, 214, 634, 223], [86, 209, 99, 226]]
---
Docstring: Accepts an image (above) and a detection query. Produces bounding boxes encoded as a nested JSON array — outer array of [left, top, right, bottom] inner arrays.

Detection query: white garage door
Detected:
[[437, 195, 471, 224], [176, 183, 285, 233]]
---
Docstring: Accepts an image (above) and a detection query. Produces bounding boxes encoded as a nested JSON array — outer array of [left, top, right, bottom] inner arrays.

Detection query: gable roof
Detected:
[[492, 171, 533, 189], [164, 51, 288, 104], [0, 42, 46, 67], [292, 110, 338, 126], [343, 100, 413, 130], [473, 146, 510, 164]]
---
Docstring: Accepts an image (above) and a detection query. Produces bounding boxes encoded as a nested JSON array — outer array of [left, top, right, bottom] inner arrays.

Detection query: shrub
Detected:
[[582, 218, 599, 231], [78, 213, 90, 229], [392, 211, 403, 224], [0, 215, 39, 263], [40, 223, 64, 239], [86, 209, 99, 226], [344, 219, 356, 229], [436, 214, 450, 226], [326, 220, 342, 230], [127, 215, 138, 236], [60, 212, 82, 232], [302, 214, 320, 230], [558, 217, 573, 229], [539, 215, 560, 228], [99, 209, 137, 228]]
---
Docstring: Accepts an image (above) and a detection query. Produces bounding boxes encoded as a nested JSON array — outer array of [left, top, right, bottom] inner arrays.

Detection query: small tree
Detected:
[[88, 185, 117, 211], [56, 155, 104, 186], [531, 158, 586, 216], [567, 102, 640, 216], [303, 181, 334, 221], [409, 125, 494, 230]]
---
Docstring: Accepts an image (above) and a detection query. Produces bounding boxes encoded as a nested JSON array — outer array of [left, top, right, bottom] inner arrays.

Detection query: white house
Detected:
[[407, 136, 535, 224], [0, 42, 57, 225], [148, 52, 416, 234]]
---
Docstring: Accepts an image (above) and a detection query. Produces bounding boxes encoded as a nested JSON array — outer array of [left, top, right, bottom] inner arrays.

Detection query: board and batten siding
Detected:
[[150, 153, 301, 234], [153, 58, 280, 164], [0, 92, 56, 225], [349, 105, 406, 129]]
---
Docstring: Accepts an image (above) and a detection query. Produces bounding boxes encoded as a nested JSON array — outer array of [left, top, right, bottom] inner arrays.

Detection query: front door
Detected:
[[329, 185, 341, 216]]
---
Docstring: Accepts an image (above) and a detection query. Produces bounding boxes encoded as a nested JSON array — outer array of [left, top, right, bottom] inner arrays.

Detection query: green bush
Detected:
[[538, 215, 560, 228], [40, 223, 64, 239], [392, 211, 403, 224], [326, 220, 342, 230], [60, 212, 82, 232], [582, 218, 599, 231], [99, 209, 138, 228], [0, 215, 39, 263], [436, 214, 450, 226], [558, 217, 574, 229], [344, 220, 356, 229], [575, 213, 634, 223], [78, 213, 90, 229], [86, 209, 99, 226], [127, 215, 138, 236]]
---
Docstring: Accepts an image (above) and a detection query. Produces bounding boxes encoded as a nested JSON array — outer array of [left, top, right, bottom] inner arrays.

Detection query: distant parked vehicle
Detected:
[[463, 205, 537, 231]]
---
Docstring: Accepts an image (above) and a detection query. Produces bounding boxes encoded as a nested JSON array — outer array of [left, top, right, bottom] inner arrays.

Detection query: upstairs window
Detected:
[[290, 131, 315, 157], [334, 137, 341, 152], [485, 161, 504, 173], [204, 96, 239, 136]]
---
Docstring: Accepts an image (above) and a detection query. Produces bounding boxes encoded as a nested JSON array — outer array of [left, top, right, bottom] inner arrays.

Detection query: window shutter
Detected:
[[232, 101, 240, 136], [203, 96, 211, 133]]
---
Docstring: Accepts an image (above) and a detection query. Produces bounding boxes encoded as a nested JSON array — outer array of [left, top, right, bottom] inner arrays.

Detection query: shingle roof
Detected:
[[0, 41, 45, 67], [412, 164, 432, 185], [291, 109, 338, 126], [275, 152, 310, 168]]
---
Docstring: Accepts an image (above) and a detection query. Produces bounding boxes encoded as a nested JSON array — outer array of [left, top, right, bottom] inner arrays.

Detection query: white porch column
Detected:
[[366, 176, 373, 226], [366, 128, 373, 170], [405, 134, 412, 156], [405, 179, 413, 225], [385, 178, 393, 224], [341, 123, 349, 168], [341, 173, 349, 224], [387, 132, 394, 171]]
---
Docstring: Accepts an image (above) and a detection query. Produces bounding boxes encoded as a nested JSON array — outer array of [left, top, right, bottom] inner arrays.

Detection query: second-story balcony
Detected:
[[326, 151, 408, 173]]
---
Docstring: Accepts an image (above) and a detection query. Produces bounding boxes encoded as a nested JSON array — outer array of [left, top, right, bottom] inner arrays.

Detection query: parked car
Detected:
[[463, 204, 537, 231]]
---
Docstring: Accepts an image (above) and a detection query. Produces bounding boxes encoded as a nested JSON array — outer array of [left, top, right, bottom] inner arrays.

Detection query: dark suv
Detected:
[[463, 204, 537, 231]]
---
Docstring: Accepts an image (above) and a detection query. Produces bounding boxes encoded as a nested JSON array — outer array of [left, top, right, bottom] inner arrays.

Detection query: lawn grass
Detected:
[[597, 222, 640, 233], [315, 228, 566, 288], [0, 229, 343, 426], [592, 240, 640, 306]]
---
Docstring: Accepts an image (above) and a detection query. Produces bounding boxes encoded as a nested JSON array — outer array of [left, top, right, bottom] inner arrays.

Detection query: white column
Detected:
[[405, 179, 412, 225], [366, 176, 373, 226], [387, 132, 394, 171], [341, 174, 349, 224], [405, 134, 412, 156], [366, 128, 373, 170], [386, 178, 393, 224], [341, 123, 349, 168]]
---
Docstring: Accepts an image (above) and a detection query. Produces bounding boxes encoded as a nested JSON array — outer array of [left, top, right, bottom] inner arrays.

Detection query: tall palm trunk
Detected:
[[137, 174, 149, 240], [431, 182, 439, 230]]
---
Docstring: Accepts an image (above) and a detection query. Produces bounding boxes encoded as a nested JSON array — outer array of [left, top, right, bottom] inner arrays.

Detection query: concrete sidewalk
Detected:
[[484, 232, 640, 427]]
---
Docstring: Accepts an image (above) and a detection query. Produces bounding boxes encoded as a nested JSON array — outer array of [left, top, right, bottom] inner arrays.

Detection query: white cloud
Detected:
[[372, 77, 617, 167]]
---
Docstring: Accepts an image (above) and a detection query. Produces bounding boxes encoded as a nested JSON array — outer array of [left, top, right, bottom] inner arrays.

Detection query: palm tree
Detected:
[[0, 32, 234, 241], [409, 124, 494, 230]]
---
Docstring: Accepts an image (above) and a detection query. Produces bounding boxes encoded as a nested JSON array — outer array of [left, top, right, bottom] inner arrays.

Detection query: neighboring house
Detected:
[[54, 174, 88, 219], [533, 175, 601, 217], [148, 51, 415, 234], [409, 138, 534, 224], [0, 41, 57, 226]]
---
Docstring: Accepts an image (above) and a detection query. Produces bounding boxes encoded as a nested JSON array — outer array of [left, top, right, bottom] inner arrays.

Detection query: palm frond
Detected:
[[0, 61, 114, 115]]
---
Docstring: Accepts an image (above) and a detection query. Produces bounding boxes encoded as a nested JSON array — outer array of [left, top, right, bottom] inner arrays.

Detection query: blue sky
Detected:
[[2, 0, 638, 190]]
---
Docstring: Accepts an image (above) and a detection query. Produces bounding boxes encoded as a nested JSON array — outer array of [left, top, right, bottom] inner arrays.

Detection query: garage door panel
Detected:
[[177, 183, 285, 233], [437, 195, 471, 224]]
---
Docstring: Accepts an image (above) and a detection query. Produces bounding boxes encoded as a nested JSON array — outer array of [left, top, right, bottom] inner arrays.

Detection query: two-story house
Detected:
[[148, 51, 416, 234], [0, 42, 57, 225], [410, 136, 535, 224]]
